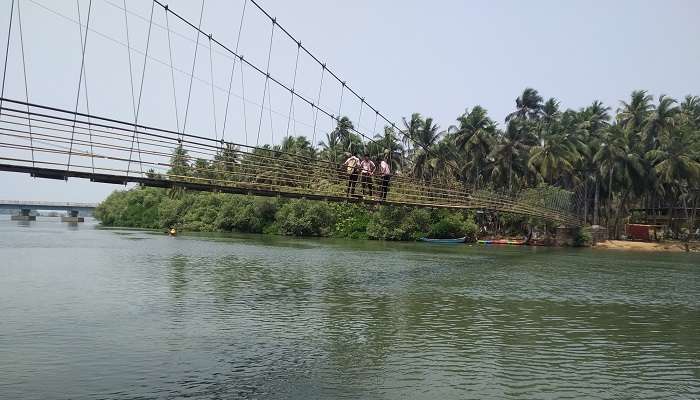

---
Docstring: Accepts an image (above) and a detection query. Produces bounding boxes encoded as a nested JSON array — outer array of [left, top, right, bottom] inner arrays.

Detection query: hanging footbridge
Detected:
[[0, 0, 582, 226]]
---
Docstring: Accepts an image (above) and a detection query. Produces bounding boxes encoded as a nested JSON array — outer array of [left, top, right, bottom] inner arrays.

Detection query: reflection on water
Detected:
[[0, 218, 699, 399]]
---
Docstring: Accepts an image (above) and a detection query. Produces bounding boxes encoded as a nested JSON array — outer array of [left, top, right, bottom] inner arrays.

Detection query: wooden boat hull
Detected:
[[478, 239, 526, 245]]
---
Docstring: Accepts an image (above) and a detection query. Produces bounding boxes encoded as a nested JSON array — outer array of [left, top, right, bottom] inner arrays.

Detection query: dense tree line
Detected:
[[149, 88, 700, 239], [95, 188, 479, 241], [320, 88, 700, 238]]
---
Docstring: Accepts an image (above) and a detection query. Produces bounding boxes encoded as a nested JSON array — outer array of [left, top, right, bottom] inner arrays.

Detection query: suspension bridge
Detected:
[[0, 0, 582, 226]]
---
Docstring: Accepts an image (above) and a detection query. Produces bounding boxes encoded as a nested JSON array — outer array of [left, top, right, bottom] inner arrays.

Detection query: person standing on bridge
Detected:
[[378, 156, 391, 201], [359, 154, 376, 198], [342, 152, 360, 197]]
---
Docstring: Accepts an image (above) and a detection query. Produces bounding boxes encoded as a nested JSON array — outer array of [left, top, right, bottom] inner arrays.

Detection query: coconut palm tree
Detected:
[[528, 123, 582, 186], [646, 124, 700, 233], [618, 90, 654, 132], [368, 125, 404, 172], [506, 88, 544, 122], [643, 95, 679, 152], [594, 124, 644, 235], [319, 131, 342, 163], [450, 106, 496, 188], [409, 118, 442, 181], [490, 119, 534, 192]]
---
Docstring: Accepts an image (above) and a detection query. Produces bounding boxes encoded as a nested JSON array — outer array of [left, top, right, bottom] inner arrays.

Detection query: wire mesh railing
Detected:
[[0, 97, 581, 225]]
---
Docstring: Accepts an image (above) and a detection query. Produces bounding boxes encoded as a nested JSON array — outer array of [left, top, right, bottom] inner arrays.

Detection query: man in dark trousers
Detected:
[[378, 156, 391, 201], [342, 152, 360, 197], [359, 154, 376, 197]]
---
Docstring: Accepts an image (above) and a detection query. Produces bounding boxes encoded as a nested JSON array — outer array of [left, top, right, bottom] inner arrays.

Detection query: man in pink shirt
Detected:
[[359, 154, 375, 197], [378, 156, 391, 201]]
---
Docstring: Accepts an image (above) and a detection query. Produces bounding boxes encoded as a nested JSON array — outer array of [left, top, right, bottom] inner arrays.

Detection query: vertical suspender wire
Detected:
[[255, 19, 275, 147], [122, 0, 138, 176], [328, 114, 336, 163], [310, 65, 324, 148], [0, 0, 15, 125], [16, 0, 35, 168], [126, 0, 155, 177], [239, 58, 248, 147], [221, 0, 247, 143], [181, 0, 205, 140], [285, 43, 300, 140], [207, 34, 220, 177], [337, 82, 345, 118], [66, 0, 93, 176], [122, 0, 137, 129], [164, 6, 180, 132], [75, 0, 94, 175], [357, 98, 364, 150], [371, 110, 379, 158], [267, 75, 275, 146], [372, 111, 378, 137], [207, 35, 217, 140]]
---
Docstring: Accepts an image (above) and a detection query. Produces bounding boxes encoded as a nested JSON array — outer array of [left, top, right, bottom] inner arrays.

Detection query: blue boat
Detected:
[[419, 237, 466, 244]]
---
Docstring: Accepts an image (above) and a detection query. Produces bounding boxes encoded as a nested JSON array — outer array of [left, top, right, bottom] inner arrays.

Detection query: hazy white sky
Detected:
[[1, 0, 699, 202]]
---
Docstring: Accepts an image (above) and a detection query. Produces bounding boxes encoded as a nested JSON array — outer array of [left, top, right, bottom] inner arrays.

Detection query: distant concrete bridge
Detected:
[[0, 200, 97, 216]]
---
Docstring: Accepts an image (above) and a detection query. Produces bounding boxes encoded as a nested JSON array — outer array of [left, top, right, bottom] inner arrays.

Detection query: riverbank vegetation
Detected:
[[323, 89, 699, 239], [95, 187, 480, 241], [98, 88, 700, 241]]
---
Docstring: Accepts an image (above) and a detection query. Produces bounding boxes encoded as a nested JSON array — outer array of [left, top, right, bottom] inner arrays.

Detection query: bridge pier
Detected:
[[11, 208, 36, 221], [61, 210, 84, 223]]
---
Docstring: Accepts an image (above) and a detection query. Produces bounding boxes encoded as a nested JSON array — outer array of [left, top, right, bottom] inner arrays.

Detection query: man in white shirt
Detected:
[[342, 152, 360, 197]]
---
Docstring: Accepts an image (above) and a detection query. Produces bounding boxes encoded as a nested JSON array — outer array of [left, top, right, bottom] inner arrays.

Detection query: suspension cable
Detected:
[[66, 0, 92, 175], [221, 0, 246, 142], [32, 0, 317, 139], [152, 1, 388, 155], [242, 0, 463, 175]]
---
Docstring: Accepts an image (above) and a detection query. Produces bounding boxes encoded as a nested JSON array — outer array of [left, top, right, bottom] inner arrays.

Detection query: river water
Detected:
[[0, 218, 698, 399]]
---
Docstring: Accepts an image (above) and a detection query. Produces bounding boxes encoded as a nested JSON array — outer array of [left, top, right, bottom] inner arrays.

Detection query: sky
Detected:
[[1, 0, 699, 202]]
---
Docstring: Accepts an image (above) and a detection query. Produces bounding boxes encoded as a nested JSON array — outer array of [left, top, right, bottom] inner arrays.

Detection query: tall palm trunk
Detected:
[[682, 197, 691, 251], [593, 176, 600, 226], [607, 166, 614, 237], [583, 178, 589, 225], [690, 196, 698, 242], [507, 158, 513, 194], [614, 189, 629, 239], [667, 197, 675, 239]]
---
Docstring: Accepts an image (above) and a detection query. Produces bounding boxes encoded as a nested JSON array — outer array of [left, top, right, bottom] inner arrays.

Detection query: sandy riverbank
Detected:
[[594, 240, 700, 253]]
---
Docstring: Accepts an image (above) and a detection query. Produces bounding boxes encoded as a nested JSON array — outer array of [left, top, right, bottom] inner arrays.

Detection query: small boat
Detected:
[[419, 237, 466, 244], [478, 239, 526, 245]]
